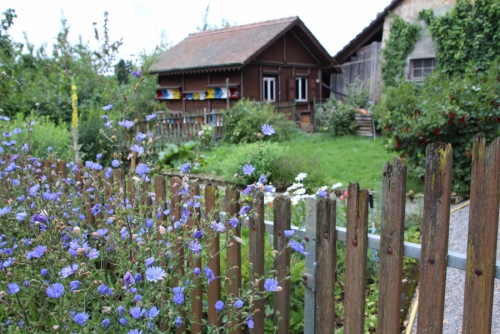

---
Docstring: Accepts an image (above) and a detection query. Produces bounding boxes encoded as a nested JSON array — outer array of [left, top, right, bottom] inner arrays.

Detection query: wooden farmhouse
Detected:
[[331, 0, 456, 103], [150, 16, 338, 130]]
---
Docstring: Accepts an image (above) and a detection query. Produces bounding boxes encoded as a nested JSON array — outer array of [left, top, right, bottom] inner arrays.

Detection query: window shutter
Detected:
[[309, 78, 316, 101], [288, 78, 296, 101]]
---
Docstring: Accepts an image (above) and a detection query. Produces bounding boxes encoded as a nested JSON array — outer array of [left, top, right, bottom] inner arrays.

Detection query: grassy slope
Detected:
[[202, 133, 424, 193]]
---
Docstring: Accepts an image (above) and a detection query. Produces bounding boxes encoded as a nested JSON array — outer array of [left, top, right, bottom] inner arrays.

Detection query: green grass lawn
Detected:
[[201, 133, 424, 193]]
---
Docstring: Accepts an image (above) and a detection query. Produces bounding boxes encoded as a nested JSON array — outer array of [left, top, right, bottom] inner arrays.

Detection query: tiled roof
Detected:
[[150, 17, 301, 73]]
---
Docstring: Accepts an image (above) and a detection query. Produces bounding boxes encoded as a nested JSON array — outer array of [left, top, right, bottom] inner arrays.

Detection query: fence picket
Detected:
[[315, 197, 337, 334], [462, 137, 500, 334], [417, 143, 453, 333], [304, 197, 318, 333], [378, 158, 407, 333], [205, 184, 222, 327], [249, 192, 265, 333], [273, 195, 291, 334], [225, 188, 242, 334], [344, 183, 369, 334], [169, 177, 186, 334], [189, 183, 204, 333], [154, 175, 166, 237]]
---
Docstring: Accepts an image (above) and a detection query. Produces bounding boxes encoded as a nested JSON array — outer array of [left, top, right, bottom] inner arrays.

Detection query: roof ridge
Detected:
[[188, 16, 299, 38]]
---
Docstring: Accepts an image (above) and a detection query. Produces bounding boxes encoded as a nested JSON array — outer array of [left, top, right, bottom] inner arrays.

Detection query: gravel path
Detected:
[[410, 204, 500, 333]]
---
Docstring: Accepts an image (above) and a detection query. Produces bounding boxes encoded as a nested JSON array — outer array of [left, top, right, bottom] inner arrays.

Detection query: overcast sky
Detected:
[[0, 0, 393, 63]]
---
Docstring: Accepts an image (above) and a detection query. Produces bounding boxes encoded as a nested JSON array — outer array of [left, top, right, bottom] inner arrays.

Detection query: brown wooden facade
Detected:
[[151, 17, 337, 128]]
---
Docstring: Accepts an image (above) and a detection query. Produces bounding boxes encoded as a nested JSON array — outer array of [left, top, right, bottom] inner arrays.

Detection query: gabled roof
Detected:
[[333, 0, 404, 64], [151, 16, 336, 74]]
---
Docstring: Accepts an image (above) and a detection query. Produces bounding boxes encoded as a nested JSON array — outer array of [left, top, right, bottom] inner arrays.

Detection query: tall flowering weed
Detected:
[[0, 104, 300, 333]]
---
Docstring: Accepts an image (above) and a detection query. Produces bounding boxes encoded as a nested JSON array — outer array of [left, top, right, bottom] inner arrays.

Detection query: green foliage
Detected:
[[381, 15, 422, 86], [419, 0, 500, 74], [202, 133, 397, 191], [222, 99, 297, 144], [78, 107, 115, 164], [375, 62, 500, 192], [315, 78, 369, 136], [219, 142, 323, 190], [115, 59, 132, 85], [375, 0, 500, 193], [9, 112, 73, 160], [157, 141, 202, 170]]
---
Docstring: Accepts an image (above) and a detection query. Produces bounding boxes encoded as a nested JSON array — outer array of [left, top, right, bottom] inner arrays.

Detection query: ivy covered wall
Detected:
[[382, 0, 456, 81]]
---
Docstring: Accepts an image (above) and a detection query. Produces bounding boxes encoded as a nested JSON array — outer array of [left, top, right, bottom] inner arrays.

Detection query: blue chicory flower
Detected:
[[118, 120, 134, 129], [264, 278, 279, 292], [246, 316, 255, 329], [145, 266, 165, 282], [7, 283, 20, 294], [111, 159, 120, 168], [261, 124, 275, 136], [242, 164, 255, 176], [136, 163, 149, 175], [73, 312, 89, 326], [70, 281, 81, 291], [190, 240, 202, 254], [180, 163, 190, 173], [46, 283, 65, 298], [215, 300, 224, 312], [103, 104, 113, 111], [289, 240, 308, 255]]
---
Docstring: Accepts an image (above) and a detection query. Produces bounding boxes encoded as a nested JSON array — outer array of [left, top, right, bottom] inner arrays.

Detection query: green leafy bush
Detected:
[[78, 107, 116, 164], [223, 143, 323, 190], [315, 79, 369, 136], [374, 63, 500, 192], [222, 99, 297, 144], [157, 141, 206, 171], [10, 112, 73, 160], [374, 0, 500, 193]]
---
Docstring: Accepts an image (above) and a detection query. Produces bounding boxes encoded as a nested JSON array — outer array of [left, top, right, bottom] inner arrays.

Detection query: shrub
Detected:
[[315, 78, 369, 136], [222, 99, 297, 144], [9, 112, 73, 160], [78, 107, 116, 165], [224, 143, 323, 190], [374, 63, 500, 192]]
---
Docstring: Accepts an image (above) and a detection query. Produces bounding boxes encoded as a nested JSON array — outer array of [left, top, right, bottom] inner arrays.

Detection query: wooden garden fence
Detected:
[[45, 136, 499, 333], [134, 109, 225, 149]]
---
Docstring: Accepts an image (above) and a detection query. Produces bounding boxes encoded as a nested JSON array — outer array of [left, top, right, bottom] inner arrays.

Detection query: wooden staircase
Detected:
[[355, 113, 375, 138]]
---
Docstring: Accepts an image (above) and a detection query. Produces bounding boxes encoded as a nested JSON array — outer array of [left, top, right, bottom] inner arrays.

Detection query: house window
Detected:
[[296, 77, 307, 101], [410, 58, 436, 79], [263, 77, 275, 102]]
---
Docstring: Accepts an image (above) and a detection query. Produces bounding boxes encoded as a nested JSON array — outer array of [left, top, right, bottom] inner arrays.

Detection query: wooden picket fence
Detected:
[[134, 109, 225, 149], [43, 135, 499, 333]]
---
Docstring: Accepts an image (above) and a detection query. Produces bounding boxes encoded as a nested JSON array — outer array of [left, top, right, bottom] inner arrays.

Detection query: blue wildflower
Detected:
[[261, 124, 275, 135], [145, 266, 165, 282], [215, 300, 224, 312], [234, 299, 244, 309], [73, 312, 89, 326], [264, 278, 279, 292], [118, 120, 134, 129], [46, 283, 65, 298], [7, 283, 20, 294], [136, 163, 149, 175], [242, 164, 255, 176], [103, 104, 113, 111]]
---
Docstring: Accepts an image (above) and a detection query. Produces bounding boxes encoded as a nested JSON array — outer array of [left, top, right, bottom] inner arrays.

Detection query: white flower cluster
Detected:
[[284, 173, 314, 205]]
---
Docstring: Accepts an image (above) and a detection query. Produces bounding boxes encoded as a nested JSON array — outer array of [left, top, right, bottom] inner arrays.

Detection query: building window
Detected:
[[296, 77, 307, 101], [263, 77, 275, 102], [410, 58, 436, 79]]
